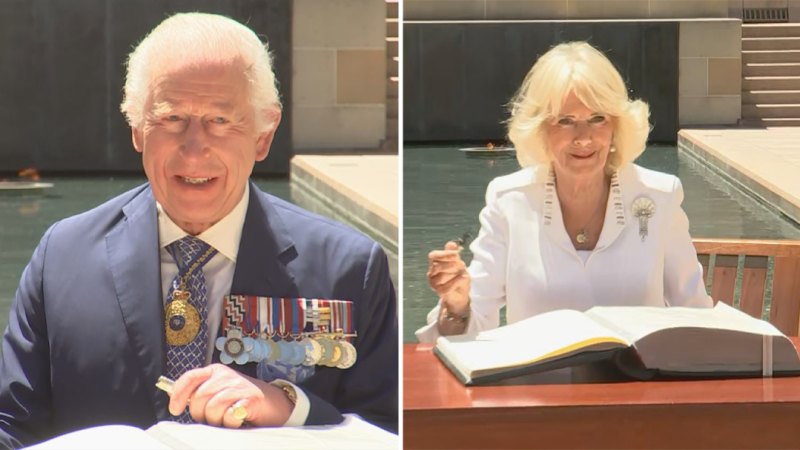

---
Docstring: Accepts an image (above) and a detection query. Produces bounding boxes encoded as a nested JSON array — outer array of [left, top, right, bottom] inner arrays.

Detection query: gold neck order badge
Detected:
[[165, 246, 216, 346]]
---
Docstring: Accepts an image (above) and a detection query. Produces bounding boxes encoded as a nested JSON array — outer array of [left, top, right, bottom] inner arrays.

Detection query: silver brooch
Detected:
[[632, 197, 656, 242]]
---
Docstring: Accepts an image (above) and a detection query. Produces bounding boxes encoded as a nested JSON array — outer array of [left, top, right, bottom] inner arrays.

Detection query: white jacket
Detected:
[[416, 163, 712, 343]]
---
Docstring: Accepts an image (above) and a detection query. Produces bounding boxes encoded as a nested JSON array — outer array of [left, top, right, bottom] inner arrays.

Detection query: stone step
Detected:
[[739, 117, 800, 126], [742, 76, 800, 90], [742, 50, 800, 63], [743, 89, 800, 103], [742, 103, 800, 118], [743, 62, 800, 76], [386, 0, 398, 18], [743, 23, 800, 38], [385, 79, 398, 99], [386, 18, 397, 38], [386, 37, 398, 56], [743, 37, 800, 51], [386, 97, 398, 118], [386, 117, 398, 139]]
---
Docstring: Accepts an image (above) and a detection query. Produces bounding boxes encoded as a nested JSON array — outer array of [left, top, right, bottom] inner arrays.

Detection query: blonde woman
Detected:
[[417, 41, 712, 343]]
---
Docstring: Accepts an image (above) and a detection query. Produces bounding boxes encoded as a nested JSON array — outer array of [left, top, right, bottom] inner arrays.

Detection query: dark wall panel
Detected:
[[0, 0, 291, 174], [404, 22, 679, 143]]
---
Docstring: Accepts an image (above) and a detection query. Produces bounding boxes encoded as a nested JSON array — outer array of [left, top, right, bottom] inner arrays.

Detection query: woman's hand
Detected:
[[427, 241, 471, 317]]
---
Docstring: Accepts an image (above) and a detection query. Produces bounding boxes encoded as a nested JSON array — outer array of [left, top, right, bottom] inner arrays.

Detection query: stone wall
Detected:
[[679, 20, 742, 126], [404, 21, 679, 143], [0, 0, 390, 174], [292, 0, 387, 152], [404, 0, 730, 20], [404, 2, 744, 131]]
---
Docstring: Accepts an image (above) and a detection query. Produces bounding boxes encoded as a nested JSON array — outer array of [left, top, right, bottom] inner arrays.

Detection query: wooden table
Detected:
[[404, 342, 800, 449]]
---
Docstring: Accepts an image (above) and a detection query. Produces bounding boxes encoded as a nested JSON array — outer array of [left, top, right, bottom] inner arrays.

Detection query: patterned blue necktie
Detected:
[[164, 236, 217, 423]]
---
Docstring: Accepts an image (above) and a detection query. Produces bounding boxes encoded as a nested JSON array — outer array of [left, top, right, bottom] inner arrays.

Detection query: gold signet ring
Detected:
[[230, 401, 249, 422]]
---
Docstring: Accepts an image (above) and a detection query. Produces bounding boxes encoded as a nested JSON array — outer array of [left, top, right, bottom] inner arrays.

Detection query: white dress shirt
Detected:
[[416, 163, 713, 343], [157, 183, 309, 425]]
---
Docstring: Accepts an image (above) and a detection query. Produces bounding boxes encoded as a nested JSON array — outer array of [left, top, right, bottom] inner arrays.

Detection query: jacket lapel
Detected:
[[105, 186, 167, 420], [594, 168, 628, 251], [230, 182, 298, 297], [537, 166, 577, 255]]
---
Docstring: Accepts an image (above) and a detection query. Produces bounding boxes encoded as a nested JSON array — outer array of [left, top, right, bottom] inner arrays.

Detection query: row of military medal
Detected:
[[215, 327, 357, 369]]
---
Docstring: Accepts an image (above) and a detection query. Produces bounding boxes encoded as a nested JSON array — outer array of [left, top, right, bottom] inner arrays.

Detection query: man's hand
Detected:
[[168, 364, 294, 428]]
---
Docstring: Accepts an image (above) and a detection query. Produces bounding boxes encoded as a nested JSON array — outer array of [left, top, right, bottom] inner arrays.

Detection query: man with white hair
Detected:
[[0, 12, 397, 448]]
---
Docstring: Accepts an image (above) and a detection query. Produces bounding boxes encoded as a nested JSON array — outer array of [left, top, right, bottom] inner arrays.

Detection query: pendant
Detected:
[[263, 339, 280, 363], [301, 337, 323, 366], [336, 340, 357, 369], [287, 340, 307, 366], [576, 230, 588, 244], [324, 341, 343, 367], [165, 291, 201, 346], [316, 336, 337, 366]]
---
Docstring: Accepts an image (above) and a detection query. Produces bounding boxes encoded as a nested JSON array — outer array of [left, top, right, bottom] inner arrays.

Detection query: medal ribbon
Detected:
[[241, 296, 259, 336], [271, 297, 282, 339], [225, 296, 354, 338]]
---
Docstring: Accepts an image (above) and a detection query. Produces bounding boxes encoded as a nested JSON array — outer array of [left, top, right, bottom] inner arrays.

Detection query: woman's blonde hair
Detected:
[[507, 41, 650, 171], [120, 12, 280, 134]]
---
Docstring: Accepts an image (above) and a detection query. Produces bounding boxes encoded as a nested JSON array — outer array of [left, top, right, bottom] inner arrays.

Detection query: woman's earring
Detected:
[[610, 146, 617, 153]]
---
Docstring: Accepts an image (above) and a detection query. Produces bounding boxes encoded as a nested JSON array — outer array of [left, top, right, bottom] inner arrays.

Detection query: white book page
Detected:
[[438, 309, 629, 373], [24, 424, 170, 450], [147, 414, 397, 450], [24, 415, 396, 450], [585, 302, 782, 344]]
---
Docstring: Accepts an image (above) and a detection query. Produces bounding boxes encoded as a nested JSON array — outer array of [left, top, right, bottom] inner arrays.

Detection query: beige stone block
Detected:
[[679, 96, 741, 125], [567, 0, 648, 18], [485, 0, 567, 19], [293, 50, 336, 106], [294, 0, 385, 48], [743, 0, 788, 8], [649, 0, 728, 18], [404, 0, 487, 20], [337, 50, 386, 104], [293, 105, 386, 150], [679, 21, 741, 58], [679, 57, 708, 96], [708, 57, 741, 95]]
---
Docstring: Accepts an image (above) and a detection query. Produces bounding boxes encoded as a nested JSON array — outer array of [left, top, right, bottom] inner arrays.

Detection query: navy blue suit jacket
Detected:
[[0, 182, 397, 448]]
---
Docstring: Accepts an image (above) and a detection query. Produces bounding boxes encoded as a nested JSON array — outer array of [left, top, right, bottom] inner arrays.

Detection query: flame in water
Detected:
[[18, 167, 40, 181], [486, 142, 495, 150]]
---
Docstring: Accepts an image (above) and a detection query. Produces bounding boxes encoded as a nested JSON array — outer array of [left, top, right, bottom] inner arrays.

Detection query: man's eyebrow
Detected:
[[209, 101, 237, 113]]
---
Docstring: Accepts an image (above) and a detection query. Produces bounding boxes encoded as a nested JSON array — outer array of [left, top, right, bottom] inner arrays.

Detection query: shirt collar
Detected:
[[157, 183, 250, 263]]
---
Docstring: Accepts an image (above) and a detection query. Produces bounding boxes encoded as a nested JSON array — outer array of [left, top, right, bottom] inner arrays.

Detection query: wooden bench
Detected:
[[693, 238, 800, 336]]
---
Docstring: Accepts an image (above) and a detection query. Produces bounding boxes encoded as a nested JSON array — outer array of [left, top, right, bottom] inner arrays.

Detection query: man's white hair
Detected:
[[120, 12, 281, 133]]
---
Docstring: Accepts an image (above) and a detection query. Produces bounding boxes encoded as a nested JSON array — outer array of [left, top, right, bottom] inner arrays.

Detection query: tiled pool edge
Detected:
[[289, 155, 398, 285], [677, 131, 800, 228]]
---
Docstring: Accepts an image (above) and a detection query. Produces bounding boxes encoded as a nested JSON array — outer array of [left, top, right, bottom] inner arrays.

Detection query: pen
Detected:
[[155, 375, 175, 395], [453, 232, 472, 250], [155, 375, 248, 421]]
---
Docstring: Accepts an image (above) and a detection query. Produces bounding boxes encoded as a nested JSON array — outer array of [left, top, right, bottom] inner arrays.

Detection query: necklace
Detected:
[[165, 245, 217, 346], [569, 184, 609, 248]]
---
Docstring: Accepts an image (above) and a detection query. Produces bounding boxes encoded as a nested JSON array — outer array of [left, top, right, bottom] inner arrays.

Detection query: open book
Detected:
[[24, 414, 397, 450], [434, 302, 800, 385]]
